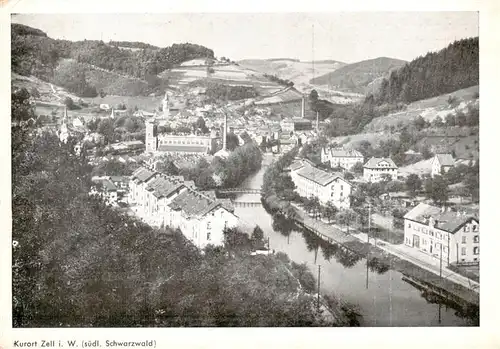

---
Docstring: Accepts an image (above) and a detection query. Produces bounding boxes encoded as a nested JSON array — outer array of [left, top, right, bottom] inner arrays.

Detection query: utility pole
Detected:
[[438, 245, 443, 324], [366, 200, 370, 290], [317, 264, 321, 311]]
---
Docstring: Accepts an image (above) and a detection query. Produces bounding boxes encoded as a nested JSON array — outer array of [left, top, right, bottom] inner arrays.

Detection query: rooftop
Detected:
[[146, 176, 185, 199], [131, 167, 156, 183], [296, 166, 346, 187], [324, 147, 364, 158], [168, 189, 221, 218], [404, 203, 479, 234], [435, 154, 455, 167], [363, 157, 398, 169], [157, 144, 209, 153]]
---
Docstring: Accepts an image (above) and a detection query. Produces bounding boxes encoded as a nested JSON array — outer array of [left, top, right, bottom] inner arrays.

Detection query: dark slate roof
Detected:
[[168, 189, 221, 218], [92, 178, 118, 191], [157, 144, 208, 153], [146, 176, 185, 199], [363, 157, 398, 169], [131, 167, 156, 183], [404, 203, 479, 234]]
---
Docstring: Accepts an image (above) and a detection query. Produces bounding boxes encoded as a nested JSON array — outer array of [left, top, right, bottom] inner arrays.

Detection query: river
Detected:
[[233, 154, 471, 326]]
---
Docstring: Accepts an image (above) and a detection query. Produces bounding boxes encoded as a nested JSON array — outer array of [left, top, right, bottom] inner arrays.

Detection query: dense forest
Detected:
[[373, 37, 479, 104], [108, 40, 159, 50], [11, 23, 214, 96], [12, 89, 337, 327]]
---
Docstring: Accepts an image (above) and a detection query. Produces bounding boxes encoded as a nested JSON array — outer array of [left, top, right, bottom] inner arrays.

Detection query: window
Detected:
[[473, 258, 478, 262], [207, 232, 211, 241], [473, 247, 479, 255], [474, 235, 479, 243], [462, 236, 466, 244], [472, 225, 478, 232], [429, 231, 434, 237], [461, 247, 466, 256], [408, 223, 411, 228], [422, 228, 427, 234], [207, 222, 211, 230], [443, 247, 448, 253]]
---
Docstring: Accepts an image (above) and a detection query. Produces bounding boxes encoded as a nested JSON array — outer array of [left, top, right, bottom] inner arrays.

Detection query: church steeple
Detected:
[[162, 91, 170, 118]]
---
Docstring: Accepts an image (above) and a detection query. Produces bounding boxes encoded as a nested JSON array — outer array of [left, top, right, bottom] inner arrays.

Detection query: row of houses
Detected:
[[128, 167, 239, 249], [321, 146, 461, 182]]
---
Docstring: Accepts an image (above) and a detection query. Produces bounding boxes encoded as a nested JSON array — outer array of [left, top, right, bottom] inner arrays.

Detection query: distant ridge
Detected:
[[310, 57, 407, 94]]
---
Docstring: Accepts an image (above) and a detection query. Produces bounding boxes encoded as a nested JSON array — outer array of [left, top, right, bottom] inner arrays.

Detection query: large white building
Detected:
[[288, 159, 352, 209], [363, 157, 398, 182], [129, 167, 239, 249], [321, 147, 364, 171], [404, 203, 479, 265]]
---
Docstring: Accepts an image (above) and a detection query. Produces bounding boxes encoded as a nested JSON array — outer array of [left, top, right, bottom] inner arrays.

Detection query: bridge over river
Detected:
[[217, 188, 262, 195]]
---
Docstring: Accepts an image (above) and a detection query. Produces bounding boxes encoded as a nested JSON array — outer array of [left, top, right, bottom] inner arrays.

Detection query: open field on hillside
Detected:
[[238, 59, 352, 101], [12, 73, 80, 105], [238, 59, 344, 89], [160, 63, 283, 95], [363, 85, 479, 133]]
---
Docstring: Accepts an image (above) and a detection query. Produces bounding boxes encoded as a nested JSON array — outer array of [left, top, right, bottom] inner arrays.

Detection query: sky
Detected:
[[12, 12, 478, 64]]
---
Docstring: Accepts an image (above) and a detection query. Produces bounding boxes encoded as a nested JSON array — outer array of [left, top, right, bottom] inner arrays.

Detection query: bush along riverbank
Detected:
[[221, 226, 361, 326], [260, 150, 479, 325]]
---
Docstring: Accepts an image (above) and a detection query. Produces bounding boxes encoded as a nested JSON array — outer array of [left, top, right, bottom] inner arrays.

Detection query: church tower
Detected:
[[59, 106, 69, 144], [162, 91, 170, 118], [145, 120, 158, 153]]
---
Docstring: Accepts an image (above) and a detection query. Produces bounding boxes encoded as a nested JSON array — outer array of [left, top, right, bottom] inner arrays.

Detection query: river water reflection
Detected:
[[233, 155, 473, 326]]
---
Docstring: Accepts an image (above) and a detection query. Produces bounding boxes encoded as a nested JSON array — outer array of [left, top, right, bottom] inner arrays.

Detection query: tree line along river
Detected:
[[232, 154, 475, 326]]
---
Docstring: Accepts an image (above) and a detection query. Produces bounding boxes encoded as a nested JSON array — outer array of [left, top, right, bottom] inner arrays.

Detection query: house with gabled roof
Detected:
[[321, 147, 364, 171], [404, 203, 479, 265], [363, 157, 398, 182], [431, 154, 455, 178], [287, 158, 352, 209]]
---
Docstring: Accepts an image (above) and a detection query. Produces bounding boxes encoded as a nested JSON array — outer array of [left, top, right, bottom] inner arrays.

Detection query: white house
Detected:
[[404, 203, 479, 265], [431, 154, 455, 178], [321, 147, 364, 171], [363, 157, 398, 182], [288, 159, 352, 209]]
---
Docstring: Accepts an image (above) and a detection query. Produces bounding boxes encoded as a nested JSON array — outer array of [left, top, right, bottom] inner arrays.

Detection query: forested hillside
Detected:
[[310, 57, 407, 94], [373, 37, 479, 104], [11, 23, 214, 96]]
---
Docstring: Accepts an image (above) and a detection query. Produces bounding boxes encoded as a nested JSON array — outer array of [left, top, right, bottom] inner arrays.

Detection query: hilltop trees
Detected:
[[373, 37, 479, 105], [12, 23, 215, 95]]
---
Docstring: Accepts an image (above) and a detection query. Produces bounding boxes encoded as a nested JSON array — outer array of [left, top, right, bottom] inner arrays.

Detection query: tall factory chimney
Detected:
[[301, 95, 306, 119]]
